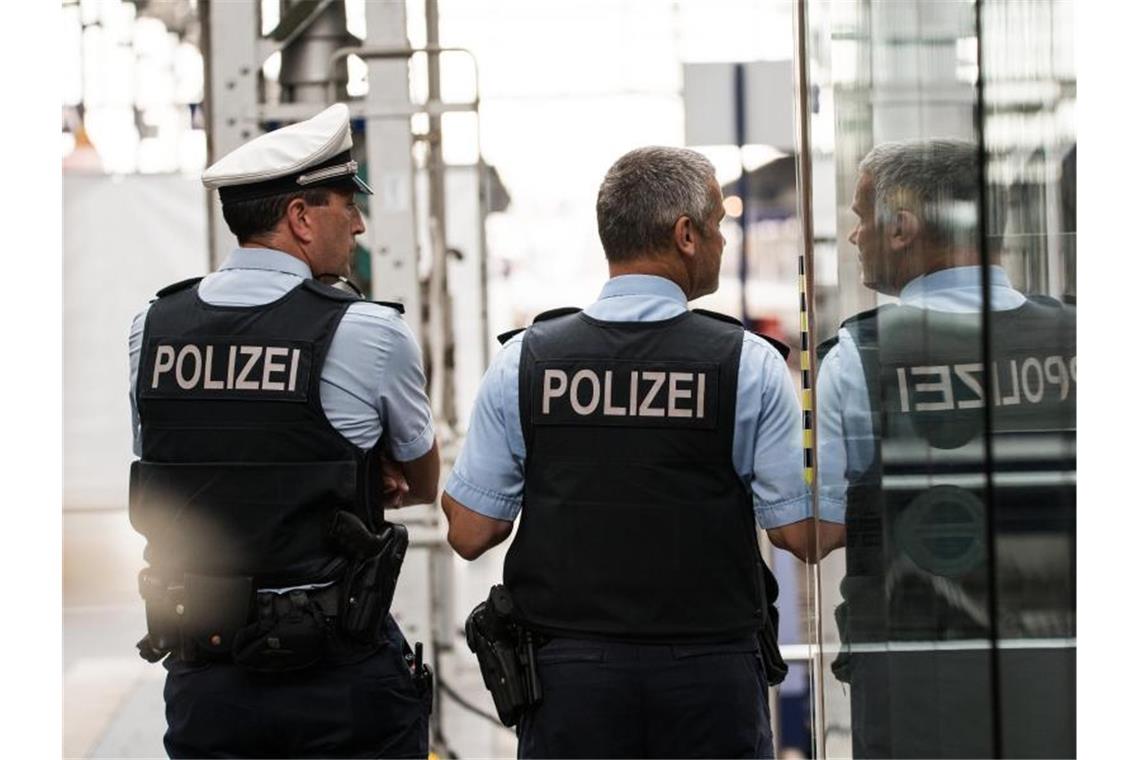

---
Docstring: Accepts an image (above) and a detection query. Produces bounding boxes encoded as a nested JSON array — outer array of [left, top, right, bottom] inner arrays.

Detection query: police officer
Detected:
[[442, 146, 822, 759], [127, 104, 440, 758], [816, 138, 1076, 757]]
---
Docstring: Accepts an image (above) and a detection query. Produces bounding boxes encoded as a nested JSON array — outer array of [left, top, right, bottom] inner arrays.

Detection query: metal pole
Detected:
[[202, 0, 260, 271], [734, 62, 750, 324], [974, 1, 1005, 755], [361, 2, 422, 337], [791, 0, 825, 756]]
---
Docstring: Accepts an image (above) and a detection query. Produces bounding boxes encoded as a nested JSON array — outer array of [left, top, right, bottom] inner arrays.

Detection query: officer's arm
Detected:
[[766, 519, 846, 564], [395, 439, 441, 506], [441, 491, 513, 560]]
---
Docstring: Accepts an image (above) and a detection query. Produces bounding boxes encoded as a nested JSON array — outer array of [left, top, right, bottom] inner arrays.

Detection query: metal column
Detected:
[[362, 1, 422, 337], [202, 0, 260, 270]]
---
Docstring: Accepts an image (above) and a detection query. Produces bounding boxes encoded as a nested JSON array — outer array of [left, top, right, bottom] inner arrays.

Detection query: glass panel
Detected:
[[800, 0, 1075, 756]]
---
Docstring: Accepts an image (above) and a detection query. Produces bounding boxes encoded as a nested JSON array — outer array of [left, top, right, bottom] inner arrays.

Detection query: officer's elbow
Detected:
[[448, 533, 486, 561], [767, 520, 819, 564], [441, 492, 513, 560], [767, 519, 846, 564], [447, 522, 511, 561]]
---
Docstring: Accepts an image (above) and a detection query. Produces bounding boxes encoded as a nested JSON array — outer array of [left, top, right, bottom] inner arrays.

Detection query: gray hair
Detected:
[[858, 138, 983, 247], [596, 146, 719, 262]]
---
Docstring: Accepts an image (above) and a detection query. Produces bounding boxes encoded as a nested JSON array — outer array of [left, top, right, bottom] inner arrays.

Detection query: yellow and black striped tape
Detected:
[[798, 255, 814, 486]]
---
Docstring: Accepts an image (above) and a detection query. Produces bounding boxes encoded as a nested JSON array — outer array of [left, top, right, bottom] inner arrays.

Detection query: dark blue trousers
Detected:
[[162, 617, 429, 759], [518, 636, 773, 759]]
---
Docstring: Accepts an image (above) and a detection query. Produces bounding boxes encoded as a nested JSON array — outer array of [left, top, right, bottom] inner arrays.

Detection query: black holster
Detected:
[[329, 510, 409, 644], [758, 614, 789, 686], [758, 562, 789, 686], [464, 585, 542, 727]]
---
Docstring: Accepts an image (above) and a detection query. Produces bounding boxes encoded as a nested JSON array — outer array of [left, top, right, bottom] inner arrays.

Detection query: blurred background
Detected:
[[61, 0, 1075, 757]]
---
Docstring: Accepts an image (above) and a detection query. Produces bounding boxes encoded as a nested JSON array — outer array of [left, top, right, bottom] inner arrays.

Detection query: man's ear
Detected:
[[673, 215, 698, 257], [285, 197, 314, 244], [887, 209, 920, 253]]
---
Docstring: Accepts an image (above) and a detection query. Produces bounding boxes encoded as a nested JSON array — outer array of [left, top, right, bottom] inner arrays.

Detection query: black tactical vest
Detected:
[[828, 295, 1077, 758], [835, 295, 1076, 645], [130, 277, 388, 589], [504, 308, 778, 642]]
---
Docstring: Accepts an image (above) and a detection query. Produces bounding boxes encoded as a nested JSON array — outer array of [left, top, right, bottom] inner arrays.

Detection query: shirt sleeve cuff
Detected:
[[444, 470, 522, 522], [389, 422, 435, 462], [754, 494, 813, 529], [818, 496, 847, 525]]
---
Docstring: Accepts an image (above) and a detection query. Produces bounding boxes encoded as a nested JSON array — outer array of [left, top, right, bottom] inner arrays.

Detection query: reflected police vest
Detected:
[[130, 277, 395, 588], [831, 295, 1076, 644], [503, 307, 787, 642]]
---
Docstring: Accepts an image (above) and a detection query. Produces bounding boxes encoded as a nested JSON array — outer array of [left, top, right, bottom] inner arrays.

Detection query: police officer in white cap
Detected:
[[127, 103, 440, 758]]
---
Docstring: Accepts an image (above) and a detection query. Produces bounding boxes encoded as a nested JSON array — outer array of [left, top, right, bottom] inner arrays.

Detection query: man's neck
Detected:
[[243, 235, 310, 268], [608, 256, 690, 298], [891, 245, 983, 294]]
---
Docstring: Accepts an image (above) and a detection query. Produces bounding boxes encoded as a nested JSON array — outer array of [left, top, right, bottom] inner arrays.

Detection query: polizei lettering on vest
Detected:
[[536, 361, 718, 427], [891, 354, 1076, 412], [147, 339, 309, 398]]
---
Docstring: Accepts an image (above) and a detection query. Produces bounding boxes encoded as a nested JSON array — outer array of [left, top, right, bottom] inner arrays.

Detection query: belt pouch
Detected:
[[138, 568, 179, 658], [232, 590, 328, 672], [180, 574, 253, 660]]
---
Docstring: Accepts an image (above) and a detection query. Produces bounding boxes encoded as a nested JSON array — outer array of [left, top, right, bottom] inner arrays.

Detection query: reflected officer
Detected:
[[127, 104, 440, 758], [443, 146, 822, 759], [817, 139, 1076, 757]]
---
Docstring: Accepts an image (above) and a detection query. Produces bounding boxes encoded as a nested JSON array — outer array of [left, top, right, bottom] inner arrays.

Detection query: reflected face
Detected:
[[848, 172, 890, 292], [692, 181, 727, 298], [308, 188, 366, 278]]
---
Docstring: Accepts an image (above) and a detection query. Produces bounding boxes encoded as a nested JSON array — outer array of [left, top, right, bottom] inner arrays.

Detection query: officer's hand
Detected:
[[380, 457, 411, 509]]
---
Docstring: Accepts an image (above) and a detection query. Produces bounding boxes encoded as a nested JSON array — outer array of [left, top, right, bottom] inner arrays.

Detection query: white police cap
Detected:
[[202, 103, 373, 203]]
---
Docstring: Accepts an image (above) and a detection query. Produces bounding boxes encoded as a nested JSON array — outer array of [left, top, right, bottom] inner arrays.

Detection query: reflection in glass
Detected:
[[801, 1, 1075, 757]]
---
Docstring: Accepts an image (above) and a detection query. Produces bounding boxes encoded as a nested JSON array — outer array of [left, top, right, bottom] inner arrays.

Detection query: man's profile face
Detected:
[[693, 180, 727, 298], [308, 188, 366, 278], [848, 172, 890, 292]]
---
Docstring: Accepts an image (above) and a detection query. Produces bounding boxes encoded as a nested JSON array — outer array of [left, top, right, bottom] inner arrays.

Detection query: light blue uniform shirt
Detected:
[[445, 274, 812, 529], [815, 266, 1027, 521], [129, 248, 435, 461]]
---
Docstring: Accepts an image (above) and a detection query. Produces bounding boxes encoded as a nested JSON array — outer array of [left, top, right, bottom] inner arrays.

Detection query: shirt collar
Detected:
[[898, 265, 1013, 304], [597, 274, 688, 305], [218, 247, 313, 280]]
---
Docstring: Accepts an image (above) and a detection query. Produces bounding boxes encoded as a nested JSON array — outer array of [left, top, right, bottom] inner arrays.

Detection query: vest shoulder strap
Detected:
[[153, 276, 203, 300], [817, 334, 840, 363], [298, 279, 404, 315], [300, 278, 360, 303], [498, 306, 582, 345], [1026, 293, 1063, 308], [533, 306, 582, 323], [757, 334, 791, 360], [839, 303, 893, 331], [372, 300, 405, 315], [691, 307, 742, 327], [497, 327, 525, 346], [692, 308, 790, 360]]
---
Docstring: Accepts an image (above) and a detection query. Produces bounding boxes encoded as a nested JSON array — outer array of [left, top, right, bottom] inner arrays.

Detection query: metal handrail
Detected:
[[326, 44, 482, 110]]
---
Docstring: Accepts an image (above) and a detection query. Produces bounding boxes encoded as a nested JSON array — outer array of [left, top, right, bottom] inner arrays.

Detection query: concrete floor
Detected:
[[63, 508, 518, 759]]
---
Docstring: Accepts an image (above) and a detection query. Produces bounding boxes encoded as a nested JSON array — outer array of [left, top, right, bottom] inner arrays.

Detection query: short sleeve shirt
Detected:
[[128, 248, 434, 461], [445, 274, 812, 529]]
